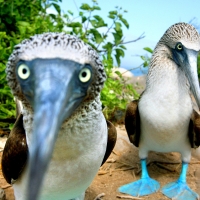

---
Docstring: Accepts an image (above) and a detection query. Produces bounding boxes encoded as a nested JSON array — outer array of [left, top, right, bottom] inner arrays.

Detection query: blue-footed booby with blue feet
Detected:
[[119, 22, 200, 200], [1, 33, 117, 200]]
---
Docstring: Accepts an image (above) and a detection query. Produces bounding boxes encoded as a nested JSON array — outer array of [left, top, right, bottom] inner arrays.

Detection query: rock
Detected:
[[112, 68, 134, 80], [112, 67, 146, 94], [0, 136, 7, 152], [191, 147, 200, 160], [0, 188, 6, 200]]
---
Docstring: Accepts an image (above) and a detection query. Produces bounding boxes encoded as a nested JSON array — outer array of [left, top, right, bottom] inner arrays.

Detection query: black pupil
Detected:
[[82, 71, 87, 77], [177, 44, 182, 50], [22, 68, 27, 74]]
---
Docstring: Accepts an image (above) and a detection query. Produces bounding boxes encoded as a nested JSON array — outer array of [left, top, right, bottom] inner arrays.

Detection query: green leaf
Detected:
[[115, 22, 122, 31], [143, 47, 153, 53], [17, 21, 30, 27], [108, 14, 115, 19], [115, 70, 122, 78], [80, 3, 91, 10], [115, 48, 125, 66], [109, 11, 117, 15], [67, 22, 82, 28], [93, 6, 101, 10], [89, 29, 103, 44], [52, 3, 61, 15], [68, 10, 73, 16], [93, 15, 107, 28], [82, 16, 87, 23], [90, 20, 96, 27], [119, 16, 129, 29], [0, 122, 10, 128], [119, 45, 126, 50], [113, 32, 122, 45], [102, 42, 113, 55], [143, 61, 149, 67], [49, 14, 56, 20]]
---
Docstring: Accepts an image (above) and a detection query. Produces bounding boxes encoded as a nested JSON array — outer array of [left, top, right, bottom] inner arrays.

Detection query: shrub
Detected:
[[0, 0, 143, 126]]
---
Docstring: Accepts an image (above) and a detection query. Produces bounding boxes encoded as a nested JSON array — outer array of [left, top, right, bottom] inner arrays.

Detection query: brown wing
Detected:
[[188, 109, 200, 148], [101, 120, 117, 165], [125, 100, 140, 147], [1, 114, 28, 184]]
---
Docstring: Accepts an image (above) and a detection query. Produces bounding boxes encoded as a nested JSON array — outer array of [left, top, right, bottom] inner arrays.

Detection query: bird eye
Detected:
[[79, 67, 92, 83], [175, 42, 183, 51], [17, 64, 30, 79]]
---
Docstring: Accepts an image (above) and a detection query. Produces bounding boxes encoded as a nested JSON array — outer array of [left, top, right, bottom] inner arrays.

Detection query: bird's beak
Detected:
[[27, 61, 86, 200], [173, 48, 200, 109]]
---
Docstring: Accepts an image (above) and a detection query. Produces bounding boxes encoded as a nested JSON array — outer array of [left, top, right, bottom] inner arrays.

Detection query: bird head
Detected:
[[160, 22, 200, 109], [6, 33, 106, 200]]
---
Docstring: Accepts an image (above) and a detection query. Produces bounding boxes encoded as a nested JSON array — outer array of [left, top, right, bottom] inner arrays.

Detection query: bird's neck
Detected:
[[21, 96, 102, 147], [146, 44, 189, 92], [143, 44, 190, 108]]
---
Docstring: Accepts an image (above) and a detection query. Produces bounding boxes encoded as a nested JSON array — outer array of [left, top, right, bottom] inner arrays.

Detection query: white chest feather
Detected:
[[138, 66, 193, 161], [13, 108, 107, 200]]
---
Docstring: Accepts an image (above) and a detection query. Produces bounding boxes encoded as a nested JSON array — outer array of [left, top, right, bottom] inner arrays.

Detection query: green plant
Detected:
[[0, 0, 143, 125], [63, 1, 143, 121], [0, 0, 65, 126], [101, 59, 139, 121], [140, 47, 153, 68]]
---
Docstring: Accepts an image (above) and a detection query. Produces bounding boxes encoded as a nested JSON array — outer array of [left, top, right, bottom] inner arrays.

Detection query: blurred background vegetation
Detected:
[[0, 0, 200, 130], [0, 0, 141, 128]]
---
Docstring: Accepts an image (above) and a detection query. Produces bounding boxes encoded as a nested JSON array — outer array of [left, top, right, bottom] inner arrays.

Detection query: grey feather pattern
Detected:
[[6, 33, 106, 104]]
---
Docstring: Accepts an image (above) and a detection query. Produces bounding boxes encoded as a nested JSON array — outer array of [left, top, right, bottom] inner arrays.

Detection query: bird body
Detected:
[[12, 99, 107, 200], [119, 23, 200, 200], [139, 45, 192, 161], [2, 33, 117, 200]]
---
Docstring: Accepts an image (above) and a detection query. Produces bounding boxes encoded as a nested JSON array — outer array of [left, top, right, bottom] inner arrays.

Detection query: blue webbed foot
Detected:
[[119, 177, 160, 197], [119, 159, 160, 197], [161, 180, 199, 200], [161, 162, 199, 200]]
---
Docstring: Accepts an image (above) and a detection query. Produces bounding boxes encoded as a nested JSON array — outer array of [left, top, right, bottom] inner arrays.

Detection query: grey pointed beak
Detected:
[[184, 50, 200, 109], [172, 48, 200, 109], [26, 60, 87, 200]]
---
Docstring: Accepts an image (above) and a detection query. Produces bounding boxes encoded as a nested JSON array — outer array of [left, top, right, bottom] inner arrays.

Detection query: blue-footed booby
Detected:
[[1, 33, 117, 200], [119, 22, 200, 200]]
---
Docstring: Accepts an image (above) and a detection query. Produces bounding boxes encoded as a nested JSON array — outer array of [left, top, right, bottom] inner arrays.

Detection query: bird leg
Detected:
[[118, 159, 160, 197]]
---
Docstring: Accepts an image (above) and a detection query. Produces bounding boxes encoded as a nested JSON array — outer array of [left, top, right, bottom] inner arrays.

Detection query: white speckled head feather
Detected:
[[148, 23, 200, 80], [159, 22, 200, 51], [6, 33, 106, 103]]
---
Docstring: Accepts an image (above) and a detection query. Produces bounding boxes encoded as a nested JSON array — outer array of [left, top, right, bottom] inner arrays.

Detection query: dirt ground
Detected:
[[1, 125, 200, 200]]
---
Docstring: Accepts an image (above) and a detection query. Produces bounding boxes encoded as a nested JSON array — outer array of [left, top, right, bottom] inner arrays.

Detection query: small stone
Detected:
[[194, 168, 200, 178], [0, 188, 6, 200], [195, 168, 200, 196]]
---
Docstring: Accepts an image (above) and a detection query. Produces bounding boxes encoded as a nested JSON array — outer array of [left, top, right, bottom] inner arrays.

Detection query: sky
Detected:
[[58, 0, 200, 74]]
